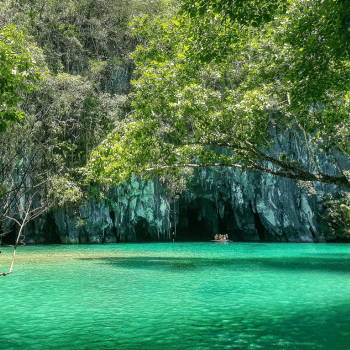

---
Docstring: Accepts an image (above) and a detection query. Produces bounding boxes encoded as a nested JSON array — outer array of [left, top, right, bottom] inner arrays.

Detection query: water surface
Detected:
[[1, 243, 349, 349]]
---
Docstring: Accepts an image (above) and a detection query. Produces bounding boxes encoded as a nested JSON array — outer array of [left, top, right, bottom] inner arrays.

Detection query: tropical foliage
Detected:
[[87, 0, 350, 192], [0, 24, 40, 131], [322, 188, 350, 241], [1, 0, 350, 253], [0, 0, 173, 258]]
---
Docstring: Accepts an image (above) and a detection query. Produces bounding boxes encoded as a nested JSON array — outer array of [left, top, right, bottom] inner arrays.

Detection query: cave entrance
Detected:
[[135, 217, 154, 242], [109, 211, 119, 242], [253, 211, 266, 242], [42, 212, 61, 244], [176, 198, 218, 242]]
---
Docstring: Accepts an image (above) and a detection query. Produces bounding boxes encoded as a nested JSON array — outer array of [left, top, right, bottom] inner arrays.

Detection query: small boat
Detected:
[[210, 240, 234, 243]]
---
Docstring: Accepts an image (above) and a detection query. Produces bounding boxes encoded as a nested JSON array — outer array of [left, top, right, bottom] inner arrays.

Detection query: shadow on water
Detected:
[[78, 256, 350, 274], [2, 299, 350, 350]]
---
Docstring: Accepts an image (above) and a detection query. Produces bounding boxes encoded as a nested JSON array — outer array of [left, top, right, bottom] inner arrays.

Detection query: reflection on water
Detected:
[[0, 243, 350, 350]]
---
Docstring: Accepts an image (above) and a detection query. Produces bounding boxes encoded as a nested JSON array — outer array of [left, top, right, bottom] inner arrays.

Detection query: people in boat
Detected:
[[213, 234, 229, 241]]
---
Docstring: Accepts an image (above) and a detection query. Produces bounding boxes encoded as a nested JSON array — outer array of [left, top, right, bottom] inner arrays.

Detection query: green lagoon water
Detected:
[[0, 243, 350, 350]]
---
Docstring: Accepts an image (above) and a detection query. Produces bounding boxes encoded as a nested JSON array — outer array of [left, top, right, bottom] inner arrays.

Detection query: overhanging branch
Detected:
[[145, 161, 350, 189]]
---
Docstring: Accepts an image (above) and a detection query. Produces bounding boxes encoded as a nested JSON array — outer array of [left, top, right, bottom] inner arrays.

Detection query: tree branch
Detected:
[[146, 160, 350, 189]]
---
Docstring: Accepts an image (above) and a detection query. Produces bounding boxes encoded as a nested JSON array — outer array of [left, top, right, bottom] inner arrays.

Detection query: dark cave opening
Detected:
[[253, 211, 265, 242], [187, 206, 212, 241], [135, 217, 154, 242], [42, 212, 61, 244], [109, 210, 119, 242], [176, 199, 218, 242], [219, 200, 242, 241]]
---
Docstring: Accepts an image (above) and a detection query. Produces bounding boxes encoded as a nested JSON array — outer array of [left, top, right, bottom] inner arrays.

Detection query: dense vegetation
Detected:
[[87, 0, 350, 240], [0, 0, 350, 261], [0, 0, 176, 274], [89, 0, 350, 188]]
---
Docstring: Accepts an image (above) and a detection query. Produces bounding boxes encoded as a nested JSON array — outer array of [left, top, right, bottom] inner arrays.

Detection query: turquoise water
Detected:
[[1, 243, 350, 350]]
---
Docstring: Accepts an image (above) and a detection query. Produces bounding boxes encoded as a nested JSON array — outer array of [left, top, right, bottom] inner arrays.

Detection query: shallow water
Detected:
[[0, 243, 350, 350]]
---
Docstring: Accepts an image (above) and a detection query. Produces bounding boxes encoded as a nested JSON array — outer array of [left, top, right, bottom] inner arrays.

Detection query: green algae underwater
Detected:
[[1, 242, 350, 350]]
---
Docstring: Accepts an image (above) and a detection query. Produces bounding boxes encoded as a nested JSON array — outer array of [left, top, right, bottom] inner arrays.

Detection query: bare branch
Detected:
[[0, 196, 33, 276]]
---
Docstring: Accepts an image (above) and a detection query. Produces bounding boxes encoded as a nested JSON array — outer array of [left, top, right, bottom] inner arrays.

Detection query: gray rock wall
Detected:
[[24, 178, 171, 244], [22, 127, 350, 244], [176, 126, 349, 243]]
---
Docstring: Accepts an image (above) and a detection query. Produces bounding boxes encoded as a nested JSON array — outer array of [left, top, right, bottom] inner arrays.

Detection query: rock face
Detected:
[[177, 126, 350, 243], [23, 178, 171, 244], [22, 127, 350, 244]]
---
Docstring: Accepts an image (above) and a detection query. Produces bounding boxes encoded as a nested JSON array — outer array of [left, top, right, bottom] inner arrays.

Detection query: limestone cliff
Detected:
[[23, 127, 349, 244]]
